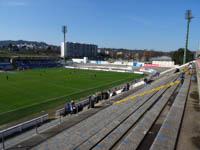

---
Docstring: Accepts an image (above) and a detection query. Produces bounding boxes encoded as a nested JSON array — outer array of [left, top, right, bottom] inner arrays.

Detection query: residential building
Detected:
[[61, 42, 98, 59]]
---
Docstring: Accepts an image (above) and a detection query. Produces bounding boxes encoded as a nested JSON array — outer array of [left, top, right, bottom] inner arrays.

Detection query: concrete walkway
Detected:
[[176, 75, 200, 150]]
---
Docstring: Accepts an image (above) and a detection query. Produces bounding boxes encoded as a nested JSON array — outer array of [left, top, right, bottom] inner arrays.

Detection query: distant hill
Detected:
[[0, 40, 49, 47]]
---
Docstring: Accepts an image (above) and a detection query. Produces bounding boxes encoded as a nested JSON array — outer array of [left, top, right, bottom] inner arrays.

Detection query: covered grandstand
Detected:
[[0, 57, 13, 70], [0, 56, 61, 70]]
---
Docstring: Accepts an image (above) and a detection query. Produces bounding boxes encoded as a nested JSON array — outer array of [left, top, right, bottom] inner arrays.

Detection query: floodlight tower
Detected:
[[62, 25, 67, 59], [184, 10, 194, 64]]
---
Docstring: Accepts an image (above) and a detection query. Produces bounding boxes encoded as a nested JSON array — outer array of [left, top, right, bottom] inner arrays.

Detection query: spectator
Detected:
[[188, 62, 193, 74], [112, 90, 117, 96], [144, 78, 147, 86], [88, 95, 94, 109], [102, 91, 107, 100], [100, 91, 103, 100], [188, 63, 192, 69], [122, 86, 126, 92], [104, 90, 109, 99], [65, 103, 71, 115], [126, 83, 130, 91], [96, 92, 101, 102], [77, 103, 83, 112], [174, 68, 180, 73], [180, 72, 185, 85], [78, 103, 83, 112], [71, 100, 76, 114]]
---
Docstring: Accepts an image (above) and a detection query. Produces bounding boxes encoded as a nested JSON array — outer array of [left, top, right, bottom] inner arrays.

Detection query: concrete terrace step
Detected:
[[91, 76, 178, 150], [116, 79, 180, 150], [150, 75, 191, 150], [31, 75, 177, 150]]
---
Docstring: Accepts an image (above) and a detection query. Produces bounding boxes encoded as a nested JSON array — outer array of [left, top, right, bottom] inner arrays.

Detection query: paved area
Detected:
[[150, 76, 191, 150], [176, 75, 200, 150]]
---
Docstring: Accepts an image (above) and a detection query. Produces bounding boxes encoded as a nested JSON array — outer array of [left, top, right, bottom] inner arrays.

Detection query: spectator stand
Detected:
[[55, 78, 145, 123], [0, 57, 13, 70]]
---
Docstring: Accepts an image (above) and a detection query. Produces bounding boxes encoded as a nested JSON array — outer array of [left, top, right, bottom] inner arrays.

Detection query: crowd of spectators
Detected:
[[61, 80, 141, 116], [0, 58, 13, 70], [57, 70, 162, 119], [0, 59, 61, 71]]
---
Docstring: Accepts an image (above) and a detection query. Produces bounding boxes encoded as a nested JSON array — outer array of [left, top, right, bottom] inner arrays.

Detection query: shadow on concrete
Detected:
[[190, 91, 200, 112], [191, 136, 200, 149]]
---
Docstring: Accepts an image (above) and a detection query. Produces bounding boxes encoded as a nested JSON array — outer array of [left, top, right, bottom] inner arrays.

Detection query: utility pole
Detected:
[[184, 10, 194, 64], [62, 25, 67, 61]]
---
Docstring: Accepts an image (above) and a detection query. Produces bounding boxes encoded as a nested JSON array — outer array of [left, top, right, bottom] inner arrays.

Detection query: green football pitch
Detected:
[[0, 68, 145, 125]]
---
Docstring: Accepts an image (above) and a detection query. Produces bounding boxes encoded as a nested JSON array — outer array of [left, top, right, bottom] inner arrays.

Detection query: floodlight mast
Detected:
[[62, 25, 67, 59], [184, 10, 194, 64]]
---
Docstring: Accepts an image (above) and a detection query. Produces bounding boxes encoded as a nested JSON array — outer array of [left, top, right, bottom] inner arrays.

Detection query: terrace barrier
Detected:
[[0, 114, 48, 149], [196, 58, 200, 104], [160, 62, 190, 75]]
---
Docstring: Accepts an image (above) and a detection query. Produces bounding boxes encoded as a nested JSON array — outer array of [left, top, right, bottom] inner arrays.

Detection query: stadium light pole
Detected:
[[62, 25, 67, 60], [184, 10, 194, 64]]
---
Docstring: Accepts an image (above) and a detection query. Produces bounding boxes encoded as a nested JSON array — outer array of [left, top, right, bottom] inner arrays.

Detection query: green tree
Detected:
[[171, 48, 194, 65]]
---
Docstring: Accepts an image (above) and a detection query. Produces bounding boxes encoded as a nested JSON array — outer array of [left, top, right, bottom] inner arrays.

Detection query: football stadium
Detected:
[[1, 1, 200, 149], [0, 49, 199, 150]]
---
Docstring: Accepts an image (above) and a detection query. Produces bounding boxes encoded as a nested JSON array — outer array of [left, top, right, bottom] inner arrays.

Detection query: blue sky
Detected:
[[0, 0, 199, 51]]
